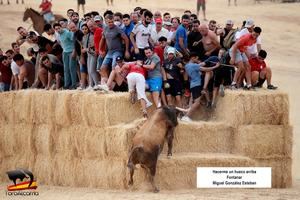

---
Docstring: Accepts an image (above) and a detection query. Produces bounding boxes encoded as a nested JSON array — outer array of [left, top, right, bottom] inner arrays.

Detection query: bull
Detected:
[[127, 106, 179, 192]]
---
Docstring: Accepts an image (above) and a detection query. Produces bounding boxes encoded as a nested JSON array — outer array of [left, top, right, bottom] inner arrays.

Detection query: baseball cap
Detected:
[[116, 56, 123, 62], [245, 19, 254, 28], [155, 18, 163, 24], [226, 19, 234, 25], [164, 21, 172, 26], [94, 15, 103, 22], [167, 47, 176, 55], [27, 31, 37, 38]]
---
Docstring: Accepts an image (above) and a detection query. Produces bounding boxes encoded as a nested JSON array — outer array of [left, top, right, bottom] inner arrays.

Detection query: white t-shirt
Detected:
[[235, 28, 262, 55], [11, 61, 20, 76], [132, 23, 151, 49], [150, 27, 169, 44]]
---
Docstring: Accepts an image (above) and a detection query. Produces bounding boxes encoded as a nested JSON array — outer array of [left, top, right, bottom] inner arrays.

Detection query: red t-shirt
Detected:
[[0, 63, 12, 84], [154, 46, 164, 65], [249, 57, 266, 72], [93, 27, 103, 55], [39, 1, 52, 12], [128, 63, 147, 77], [237, 33, 257, 53]]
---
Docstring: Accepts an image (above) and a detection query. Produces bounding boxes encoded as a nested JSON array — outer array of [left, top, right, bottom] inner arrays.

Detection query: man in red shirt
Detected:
[[249, 50, 277, 90], [0, 56, 13, 91], [229, 26, 262, 89], [39, 0, 54, 23]]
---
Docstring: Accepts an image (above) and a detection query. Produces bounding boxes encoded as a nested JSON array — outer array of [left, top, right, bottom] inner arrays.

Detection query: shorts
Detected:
[[229, 48, 248, 63], [77, 0, 85, 5], [191, 85, 203, 100], [80, 64, 88, 73], [146, 77, 163, 92], [164, 79, 182, 97], [197, 1, 206, 11], [213, 66, 235, 87], [134, 48, 146, 61], [113, 82, 128, 92], [101, 51, 123, 69], [96, 55, 104, 71]]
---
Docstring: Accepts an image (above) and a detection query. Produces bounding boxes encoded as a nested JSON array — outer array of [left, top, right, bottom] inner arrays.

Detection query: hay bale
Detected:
[[214, 90, 289, 126], [13, 91, 33, 124], [30, 90, 56, 124], [163, 122, 234, 154], [131, 153, 256, 190], [0, 92, 15, 122], [54, 91, 73, 126], [255, 158, 292, 188], [234, 125, 293, 159]]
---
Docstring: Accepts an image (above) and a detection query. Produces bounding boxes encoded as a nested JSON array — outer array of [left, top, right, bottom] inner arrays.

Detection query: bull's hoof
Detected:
[[128, 180, 133, 186], [167, 153, 172, 159], [153, 187, 160, 193]]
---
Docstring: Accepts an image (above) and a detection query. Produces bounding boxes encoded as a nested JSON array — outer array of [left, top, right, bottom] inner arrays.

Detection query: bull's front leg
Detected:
[[149, 161, 159, 192], [128, 165, 134, 186], [166, 127, 175, 158]]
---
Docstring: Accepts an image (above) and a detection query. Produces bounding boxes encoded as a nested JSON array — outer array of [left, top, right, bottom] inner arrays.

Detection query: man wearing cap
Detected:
[[100, 56, 129, 92], [93, 15, 103, 28], [99, 14, 130, 84], [150, 18, 169, 46], [162, 47, 183, 107], [220, 19, 234, 49]]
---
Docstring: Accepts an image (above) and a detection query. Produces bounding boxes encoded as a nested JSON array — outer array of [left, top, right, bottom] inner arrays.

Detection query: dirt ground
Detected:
[[0, 0, 299, 199]]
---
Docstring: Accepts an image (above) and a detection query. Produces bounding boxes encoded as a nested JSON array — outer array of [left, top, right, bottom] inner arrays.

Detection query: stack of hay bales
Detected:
[[0, 89, 292, 190]]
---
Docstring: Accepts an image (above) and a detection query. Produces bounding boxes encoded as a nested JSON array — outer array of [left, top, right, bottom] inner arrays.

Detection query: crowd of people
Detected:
[[0, 5, 278, 121]]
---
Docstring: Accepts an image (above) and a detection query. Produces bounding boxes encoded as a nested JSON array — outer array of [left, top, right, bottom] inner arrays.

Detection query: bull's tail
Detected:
[[127, 146, 144, 169]]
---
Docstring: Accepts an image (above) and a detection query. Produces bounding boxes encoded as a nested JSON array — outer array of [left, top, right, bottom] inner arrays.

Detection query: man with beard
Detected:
[[71, 12, 84, 30], [188, 19, 205, 58], [130, 10, 153, 61]]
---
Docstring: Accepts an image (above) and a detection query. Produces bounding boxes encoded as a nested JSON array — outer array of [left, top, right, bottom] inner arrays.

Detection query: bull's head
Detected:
[[162, 106, 179, 127]]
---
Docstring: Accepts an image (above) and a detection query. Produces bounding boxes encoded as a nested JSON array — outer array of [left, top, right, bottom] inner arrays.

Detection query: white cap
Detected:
[[164, 21, 172, 26], [226, 19, 234, 25], [245, 19, 254, 28], [94, 15, 103, 22], [167, 47, 176, 55]]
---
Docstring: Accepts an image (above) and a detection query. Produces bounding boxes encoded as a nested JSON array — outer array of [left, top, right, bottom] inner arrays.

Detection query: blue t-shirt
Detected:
[[59, 29, 74, 53], [185, 62, 202, 88], [174, 24, 187, 53]]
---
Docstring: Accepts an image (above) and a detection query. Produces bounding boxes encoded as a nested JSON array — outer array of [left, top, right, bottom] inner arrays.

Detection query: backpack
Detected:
[[223, 29, 238, 50]]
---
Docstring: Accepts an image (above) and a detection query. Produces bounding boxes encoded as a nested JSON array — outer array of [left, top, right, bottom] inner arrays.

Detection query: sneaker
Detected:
[[181, 116, 192, 122], [267, 85, 278, 90], [146, 101, 153, 108], [219, 85, 225, 97], [231, 83, 238, 90], [77, 86, 84, 90], [94, 84, 109, 92], [85, 86, 94, 91]]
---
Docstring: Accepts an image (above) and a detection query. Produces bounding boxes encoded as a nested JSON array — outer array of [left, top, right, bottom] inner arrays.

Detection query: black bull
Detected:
[[127, 106, 179, 192]]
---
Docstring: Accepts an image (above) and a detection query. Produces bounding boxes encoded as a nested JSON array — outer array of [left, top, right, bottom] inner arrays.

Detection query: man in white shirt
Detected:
[[150, 18, 169, 46], [130, 10, 153, 60]]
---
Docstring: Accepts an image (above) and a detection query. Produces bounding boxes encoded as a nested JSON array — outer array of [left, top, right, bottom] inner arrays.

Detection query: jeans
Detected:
[[87, 53, 99, 87], [63, 52, 77, 88]]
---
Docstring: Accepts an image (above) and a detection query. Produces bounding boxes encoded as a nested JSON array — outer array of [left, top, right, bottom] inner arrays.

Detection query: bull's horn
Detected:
[[175, 107, 189, 113]]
